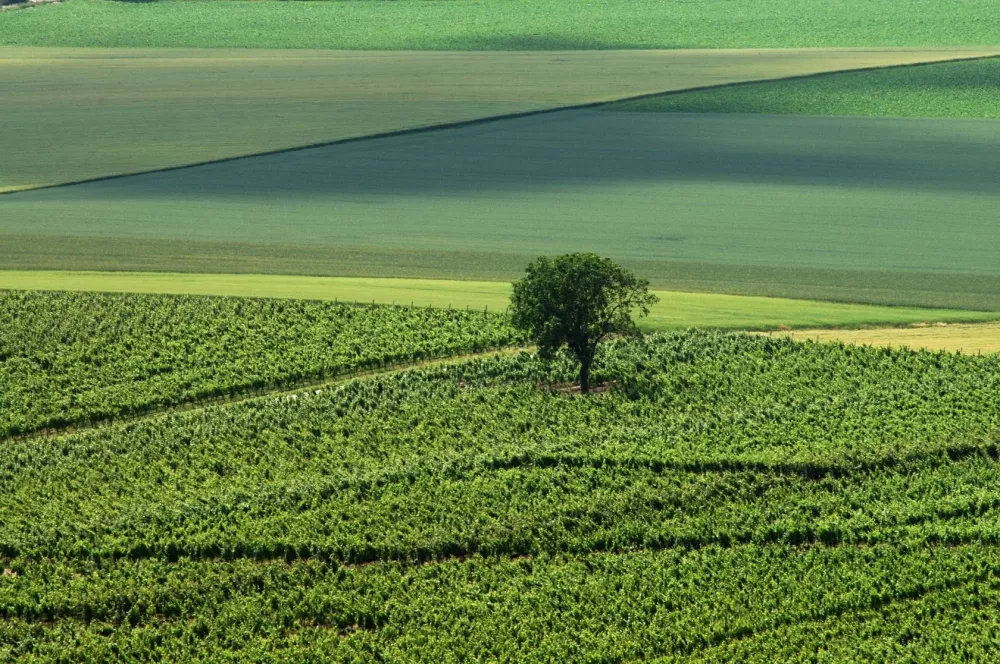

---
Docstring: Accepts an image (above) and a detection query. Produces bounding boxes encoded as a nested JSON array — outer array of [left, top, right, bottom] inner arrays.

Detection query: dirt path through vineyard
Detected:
[[6, 345, 531, 444]]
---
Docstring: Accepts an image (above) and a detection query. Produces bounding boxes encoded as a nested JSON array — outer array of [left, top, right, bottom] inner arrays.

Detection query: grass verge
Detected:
[[1, 271, 996, 332]]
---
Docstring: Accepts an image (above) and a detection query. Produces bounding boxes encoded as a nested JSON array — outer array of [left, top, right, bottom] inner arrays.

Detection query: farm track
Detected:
[[2, 345, 530, 445]]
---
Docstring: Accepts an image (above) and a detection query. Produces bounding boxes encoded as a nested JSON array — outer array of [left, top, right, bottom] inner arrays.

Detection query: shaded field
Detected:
[[1, 271, 997, 333], [3, 0, 1000, 50], [615, 56, 1000, 119], [778, 322, 1000, 356], [4, 47, 993, 190], [7, 333, 1000, 659], [4, 111, 1000, 309]]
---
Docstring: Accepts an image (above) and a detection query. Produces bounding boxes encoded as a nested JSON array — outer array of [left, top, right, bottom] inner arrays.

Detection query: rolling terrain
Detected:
[[3, 3, 999, 326], [4, 46, 992, 191], [4, 108, 999, 310], [3, 2, 1000, 658], [6, 330, 1000, 659]]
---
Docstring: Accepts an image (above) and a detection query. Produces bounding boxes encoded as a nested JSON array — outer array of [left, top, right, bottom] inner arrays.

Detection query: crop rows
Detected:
[[4, 331, 1000, 659], [3, 545, 1000, 661], [0, 290, 519, 438]]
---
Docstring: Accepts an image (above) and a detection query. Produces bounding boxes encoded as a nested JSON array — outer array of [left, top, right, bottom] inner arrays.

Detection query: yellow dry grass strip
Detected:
[[773, 322, 1000, 355], [3, 46, 999, 189]]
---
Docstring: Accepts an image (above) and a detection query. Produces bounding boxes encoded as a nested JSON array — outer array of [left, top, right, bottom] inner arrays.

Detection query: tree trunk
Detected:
[[579, 356, 591, 395]]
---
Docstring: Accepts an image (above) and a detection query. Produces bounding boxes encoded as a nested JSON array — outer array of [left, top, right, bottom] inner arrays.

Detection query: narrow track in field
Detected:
[[3, 345, 531, 445]]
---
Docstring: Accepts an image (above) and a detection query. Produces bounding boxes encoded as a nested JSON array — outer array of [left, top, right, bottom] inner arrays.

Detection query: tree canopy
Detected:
[[510, 253, 658, 393]]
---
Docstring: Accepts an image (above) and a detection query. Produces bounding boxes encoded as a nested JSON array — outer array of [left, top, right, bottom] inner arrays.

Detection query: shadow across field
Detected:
[[27, 111, 998, 198]]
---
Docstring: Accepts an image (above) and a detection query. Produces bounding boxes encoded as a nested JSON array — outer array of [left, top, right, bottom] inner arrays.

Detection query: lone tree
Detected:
[[510, 253, 658, 394]]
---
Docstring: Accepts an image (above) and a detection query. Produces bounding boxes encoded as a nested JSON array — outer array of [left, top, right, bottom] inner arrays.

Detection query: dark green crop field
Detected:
[[3, 0, 1000, 50], [615, 56, 1000, 119], [5, 332, 1000, 659], [0, 290, 516, 438]]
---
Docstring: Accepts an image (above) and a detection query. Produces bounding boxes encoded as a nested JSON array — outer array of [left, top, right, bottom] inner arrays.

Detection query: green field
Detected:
[[5, 46, 990, 191], [2, 272, 997, 334], [5, 110, 1000, 309], [3, 0, 1000, 50], [615, 56, 1000, 119], [7, 332, 1000, 659], [7, 0, 1000, 659]]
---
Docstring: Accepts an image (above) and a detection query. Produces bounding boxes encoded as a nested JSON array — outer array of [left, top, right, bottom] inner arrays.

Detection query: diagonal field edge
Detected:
[[3, 52, 998, 197]]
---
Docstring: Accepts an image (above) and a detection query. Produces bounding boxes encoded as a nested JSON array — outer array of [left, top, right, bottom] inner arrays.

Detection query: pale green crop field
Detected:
[[4, 46, 989, 191], [615, 56, 1000, 119], [3, 0, 1000, 50], [2, 271, 996, 332], [4, 110, 1000, 310]]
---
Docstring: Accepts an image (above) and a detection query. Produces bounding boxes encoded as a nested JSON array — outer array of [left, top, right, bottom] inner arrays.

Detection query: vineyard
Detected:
[[0, 290, 518, 438], [4, 329, 1000, 660]]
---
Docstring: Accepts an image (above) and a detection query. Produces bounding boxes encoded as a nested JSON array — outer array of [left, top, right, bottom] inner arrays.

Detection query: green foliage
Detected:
[[2, 0, 998, 50], [614, 57, 1000, 119], [511, 254, 657, 392], [0, 290, 518, 438], [5, 332, 1000, 658], [4, 546, 1000, 661]]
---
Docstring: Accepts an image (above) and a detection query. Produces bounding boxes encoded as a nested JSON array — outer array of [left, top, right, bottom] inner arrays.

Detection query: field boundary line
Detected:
[[3, 345, 531, 445], [3, 52, 998, 196]]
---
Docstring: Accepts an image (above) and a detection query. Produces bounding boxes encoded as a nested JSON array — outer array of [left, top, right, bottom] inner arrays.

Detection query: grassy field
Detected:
[[4, 47, 993, 191], [5, 110, 1000, 309], [1, 271, 997, 332], [778, 322, 1000, 355], [3, 0, 1000, 50], [615, 56, 1000, 119]]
